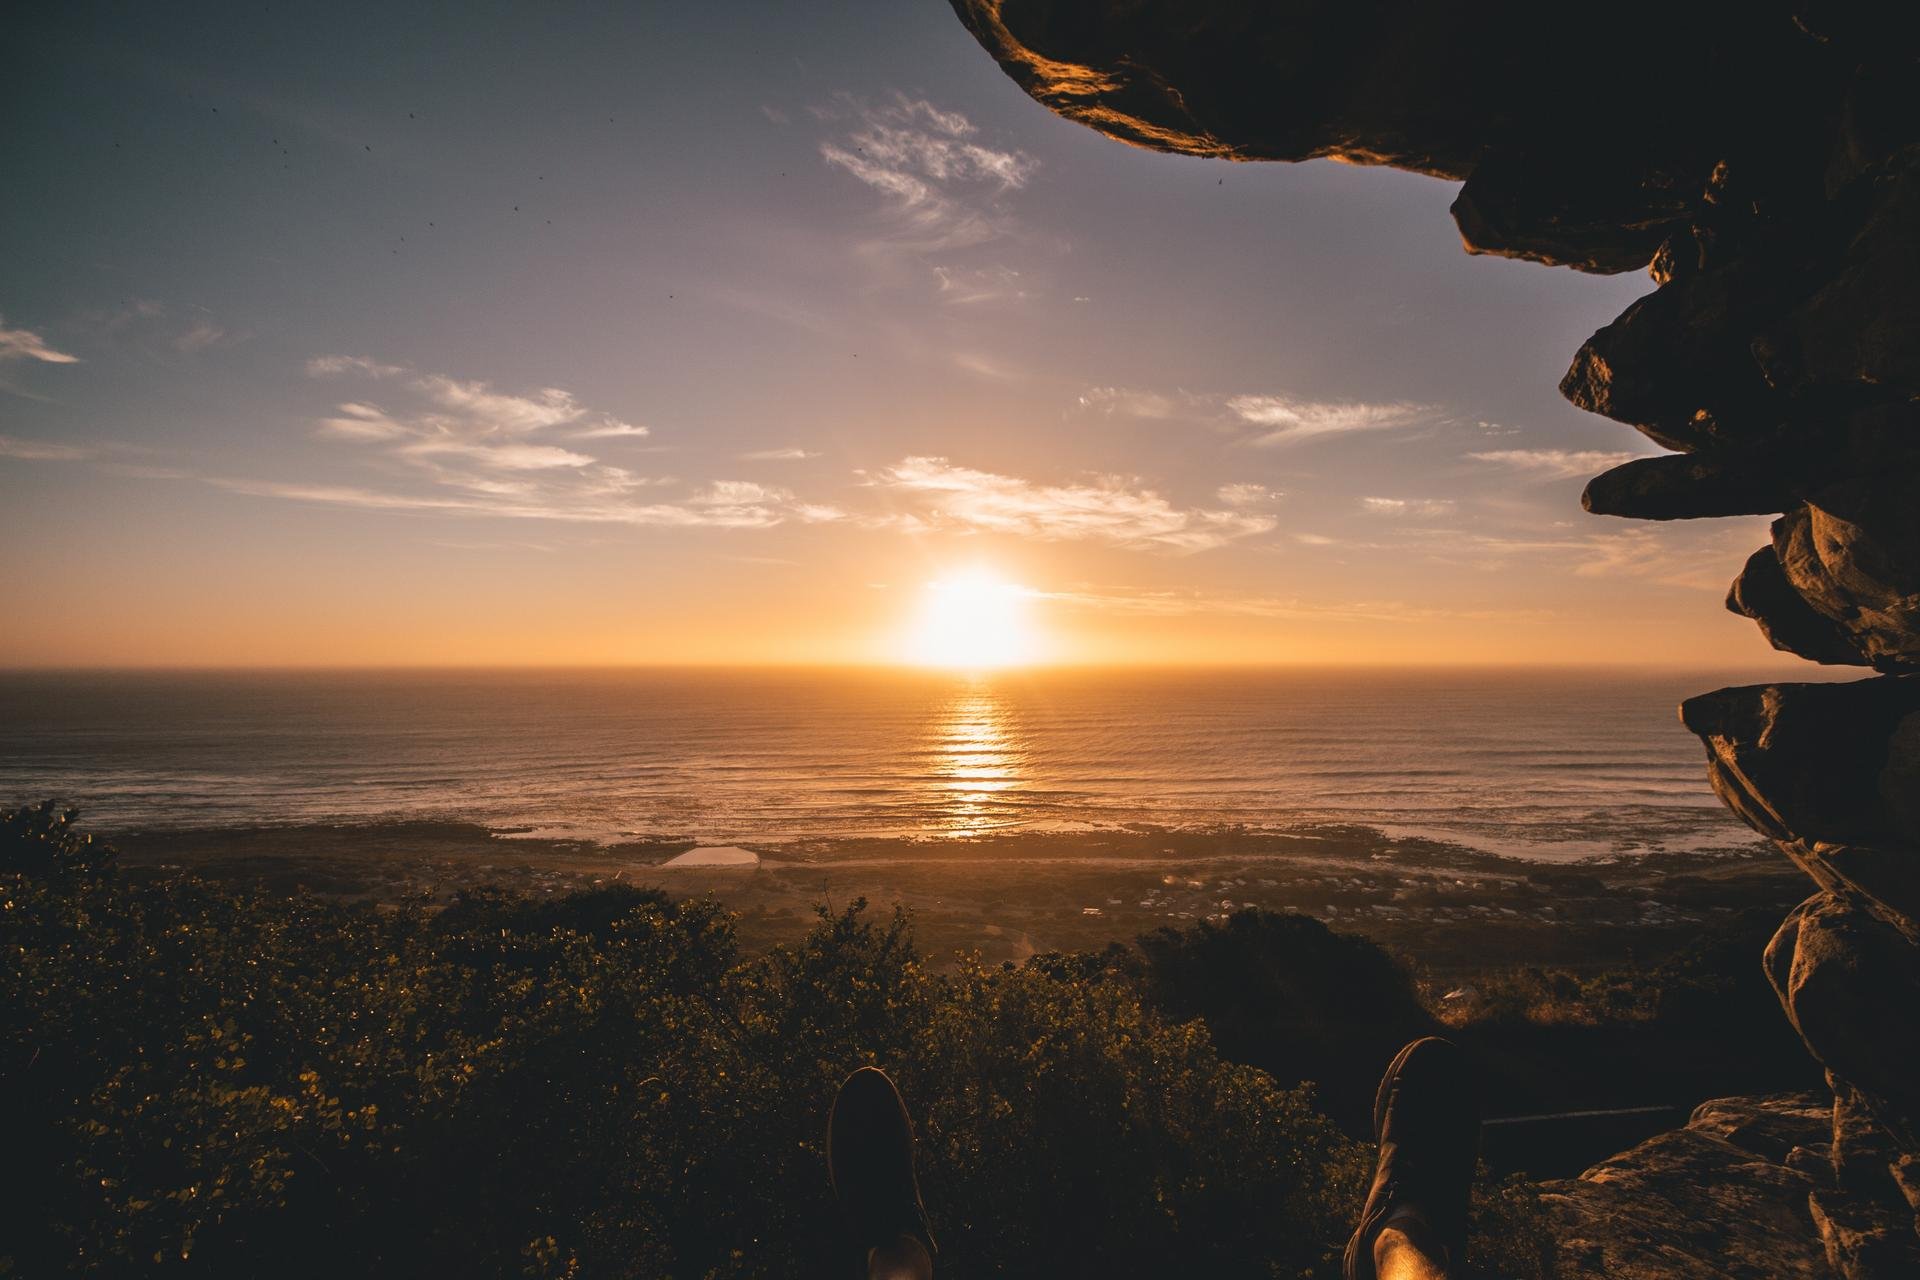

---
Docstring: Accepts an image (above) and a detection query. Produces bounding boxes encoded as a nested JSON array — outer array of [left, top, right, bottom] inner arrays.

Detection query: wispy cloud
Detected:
[[1360, 496, 1456, 517], [0, 318, 78, 364], [1421, 521, 1769, 591], [931, 264, 1029, 304], [1078, 386, 1180, 419], [71, 301, 240, 357], [1216, 483, 1281, 507], [950, 351, 1021, 380], [309, 355, 644, 442], [307, 355, 400, 377], [1077, 385, 1433, 444], [818, 94, 1036, 253], [740, 446, 820, 461], [1227, 394, 1430, 446], [1043, 587, 1553, 625], [1568, 527, 1754, 591], [870, 456, 1274, 552], [172, 320, 229, 354], [1468, 448, 1644, 480], [572, 422, 653, 439], [210, 473, 841, 530], [276, 356, 825, 529], [0, 433, 96, 461]]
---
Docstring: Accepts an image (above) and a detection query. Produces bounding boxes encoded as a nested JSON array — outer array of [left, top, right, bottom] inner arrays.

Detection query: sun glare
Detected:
[[906, 570, 1038, 669]]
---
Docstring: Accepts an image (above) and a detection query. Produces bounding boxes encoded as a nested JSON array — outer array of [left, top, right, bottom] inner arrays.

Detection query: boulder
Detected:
[[1538, 1094, 1834, 1280], [949, 4, 1920, 1269]]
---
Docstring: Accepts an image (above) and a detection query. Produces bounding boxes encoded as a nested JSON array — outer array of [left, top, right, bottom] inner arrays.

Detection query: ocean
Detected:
[[0, 667, 1780, 862]]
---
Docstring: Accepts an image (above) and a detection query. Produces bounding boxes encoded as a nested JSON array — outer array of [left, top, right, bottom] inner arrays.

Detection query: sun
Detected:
[[905, 570, 1038, 669]]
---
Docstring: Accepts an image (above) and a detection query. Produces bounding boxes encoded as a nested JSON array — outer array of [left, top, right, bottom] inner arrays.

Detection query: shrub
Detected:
[[10, 817, 1540, 1278]]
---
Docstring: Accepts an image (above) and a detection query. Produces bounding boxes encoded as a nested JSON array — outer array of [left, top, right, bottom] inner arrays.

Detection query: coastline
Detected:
[[110, 818, 1800, 971]]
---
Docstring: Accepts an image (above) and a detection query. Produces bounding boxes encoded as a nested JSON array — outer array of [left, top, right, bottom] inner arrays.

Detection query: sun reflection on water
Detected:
[[928, 678, 1026, 836]]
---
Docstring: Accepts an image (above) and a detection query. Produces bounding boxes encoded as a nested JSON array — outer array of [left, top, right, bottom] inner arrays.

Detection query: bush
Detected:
[[1116, 909, 1436, 1127], [9, 819, 1509, 1278], [1, 799, 116, 877]]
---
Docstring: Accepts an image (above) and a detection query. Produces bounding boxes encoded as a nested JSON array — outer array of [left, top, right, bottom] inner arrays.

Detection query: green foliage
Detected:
[[1, 799, 116, 877], [1117, 909, 1436, 1125], [3, 823, 1554, 1279], [1430, 908, 1803, 1036]]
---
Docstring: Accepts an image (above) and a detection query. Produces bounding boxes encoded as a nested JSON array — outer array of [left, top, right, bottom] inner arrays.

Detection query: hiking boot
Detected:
[[828, 1067, 935, 1269], [1343, 1036, 1480, 1280]]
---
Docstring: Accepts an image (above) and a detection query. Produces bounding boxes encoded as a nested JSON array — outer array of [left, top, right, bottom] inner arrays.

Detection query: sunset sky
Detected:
[[2, 2, 1795, 669]]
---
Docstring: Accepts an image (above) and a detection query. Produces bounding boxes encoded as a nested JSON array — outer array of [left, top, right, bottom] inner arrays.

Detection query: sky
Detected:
[[0, 1, 1797, 669]]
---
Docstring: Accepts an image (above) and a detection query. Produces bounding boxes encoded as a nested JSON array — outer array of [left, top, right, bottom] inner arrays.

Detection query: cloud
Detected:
[[931, 264, 1029, 304], [1568, 527, 1755, 591], [210, 473, 834, 530], [173, 320, 229, 353], [316, 402, 410, 440], [398, 440, 595, 470], [572, 423, 652, 439], [69, 300, 240, 357], [690, 480, 788, 506], [950, 351, 1021, 380], [1227, 394, 1429, 446], [412, 374, 622, 435], [273, 356, 825, 530], [306, 354, 405, 377], [0, 318, 78, 364], [1043, 587, 1552, 625], [0, 433, 95, 461], [1078, 386, 1179, 419], [819, 94, 1036, 252], [1216, 483, 1280, 507], [1468, 448, 1644, 480], [308, 355, 644, 441], [871, 456, 1275, 552], [1425, 521, 1769, 592], [1360, 496, 1456, 517], [740, 446, 819, 461]]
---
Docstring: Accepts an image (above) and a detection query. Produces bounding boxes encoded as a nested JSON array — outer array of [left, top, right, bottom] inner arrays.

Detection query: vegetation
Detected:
[[1420, 907, 1800, 1032], [1, 804, 1553, 1279]]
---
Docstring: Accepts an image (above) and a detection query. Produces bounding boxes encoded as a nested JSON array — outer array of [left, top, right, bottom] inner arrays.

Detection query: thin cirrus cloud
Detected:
[[1075, 386, 1431, 446], [173, 320, 229, 354], [1468, 448, 1645, 480], [209, 473, 839, 531], [739, 447, 820, 461], [818, 94, 1037, 253], [1359, 496, 1457, 517], [0, 433, 96, 461], [1216, 483, 1281, 507], [1226, 394, 1430, 446], [1078, 386, 1180, 419], [0, 317, 79, 364], [870, 455, 1275, 552], [1042, 587, 1552, 625], [931, 264, 1029, 304], [1414, 522, 1768, 592], [274, 356, 829, 529]]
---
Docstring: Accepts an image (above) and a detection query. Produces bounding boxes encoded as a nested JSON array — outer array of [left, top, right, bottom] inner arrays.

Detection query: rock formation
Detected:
[[949, 3, 1920, 1274], [1541, 1094, 1838, 1279]]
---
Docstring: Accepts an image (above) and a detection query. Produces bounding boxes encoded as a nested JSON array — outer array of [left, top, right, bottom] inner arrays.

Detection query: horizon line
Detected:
[[0, 658, 1827, 676]]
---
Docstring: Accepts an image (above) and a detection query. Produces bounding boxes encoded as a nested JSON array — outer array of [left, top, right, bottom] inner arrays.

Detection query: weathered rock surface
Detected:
[[1767, 900, 1920, 1150], [949, 3, 1920, 1272], [1540, 1094, 1834, 1279], [1679, 679, 1920, 857]]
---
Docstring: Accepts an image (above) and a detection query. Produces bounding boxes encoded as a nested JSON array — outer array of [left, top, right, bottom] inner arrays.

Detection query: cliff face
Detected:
[[949, 3, 1920, 1274]]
